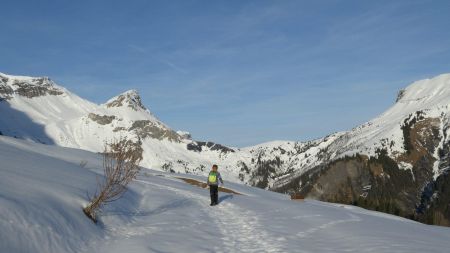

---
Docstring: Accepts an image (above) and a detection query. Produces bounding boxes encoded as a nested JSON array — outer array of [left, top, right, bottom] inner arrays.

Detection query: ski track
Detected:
[[296, 213, 362, 238], [128, 179, 285, 253]]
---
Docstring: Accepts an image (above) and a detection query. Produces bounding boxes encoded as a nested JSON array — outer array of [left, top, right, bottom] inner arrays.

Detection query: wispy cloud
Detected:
[[128, 44, 147, 53], [161, 60, 188, 74]]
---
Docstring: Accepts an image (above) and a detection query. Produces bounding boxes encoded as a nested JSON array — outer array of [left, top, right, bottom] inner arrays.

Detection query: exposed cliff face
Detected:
[[88, 113, 116, 125], [415, 120, 450, 226], [0, 79, 14, 100], [13, 78, 64, 98], [129, 120, 181, 142], [187, 141, 235, 153], [0, 75, 63, 100]]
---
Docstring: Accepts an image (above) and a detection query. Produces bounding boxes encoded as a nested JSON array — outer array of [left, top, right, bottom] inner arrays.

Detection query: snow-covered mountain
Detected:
[[1, 71, 449, 225], [0, 72, 233, 175], [266, 75, 450, 226], [1, 135, 450, 253]]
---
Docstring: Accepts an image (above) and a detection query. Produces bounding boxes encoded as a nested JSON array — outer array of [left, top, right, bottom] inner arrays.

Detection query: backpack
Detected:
[[208, 171, 217, 184]]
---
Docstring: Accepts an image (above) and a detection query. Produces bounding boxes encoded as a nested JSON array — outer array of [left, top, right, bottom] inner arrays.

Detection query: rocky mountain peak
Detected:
[[105, 89, 147, 111], [0, 72, 64, 100]]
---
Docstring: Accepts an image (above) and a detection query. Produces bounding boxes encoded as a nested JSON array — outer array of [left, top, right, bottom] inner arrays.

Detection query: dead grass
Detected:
[[176, 177, 243, 195]]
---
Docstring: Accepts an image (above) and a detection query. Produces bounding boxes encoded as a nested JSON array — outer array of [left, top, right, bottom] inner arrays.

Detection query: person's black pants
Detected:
[[210, 185, 218, 205]]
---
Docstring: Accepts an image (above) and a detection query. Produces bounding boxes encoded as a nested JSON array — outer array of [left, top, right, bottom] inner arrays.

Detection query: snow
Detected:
[[1, 135, 450, 253], [398, 161, 413, 171], [398, 74, 450, 105], [0, 72, 39, 82]]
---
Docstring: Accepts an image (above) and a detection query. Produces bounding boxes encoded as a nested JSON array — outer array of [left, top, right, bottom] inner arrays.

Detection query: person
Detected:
[[206, 164, 224, 206]]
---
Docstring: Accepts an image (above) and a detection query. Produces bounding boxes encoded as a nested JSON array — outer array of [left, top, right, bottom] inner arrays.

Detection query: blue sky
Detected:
[[1, 0, 450, 147]]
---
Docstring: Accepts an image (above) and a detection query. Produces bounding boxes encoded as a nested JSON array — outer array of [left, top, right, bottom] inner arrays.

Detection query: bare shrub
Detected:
[[83, 138, 143, 223]]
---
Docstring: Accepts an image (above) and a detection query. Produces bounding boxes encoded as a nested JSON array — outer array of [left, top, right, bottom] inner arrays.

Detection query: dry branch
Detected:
[[83, 138, 143, 222]]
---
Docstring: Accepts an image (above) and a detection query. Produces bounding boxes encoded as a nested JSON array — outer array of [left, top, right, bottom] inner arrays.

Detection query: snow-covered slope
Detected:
[[0, 72, 239, 179], [330, 74, 450, 165], [1, 135, 450, 253]]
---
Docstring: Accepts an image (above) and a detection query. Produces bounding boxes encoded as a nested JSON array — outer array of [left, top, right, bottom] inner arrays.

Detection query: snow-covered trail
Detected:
[[214, 202, 284, 253], [93, 176, 286, 253]]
